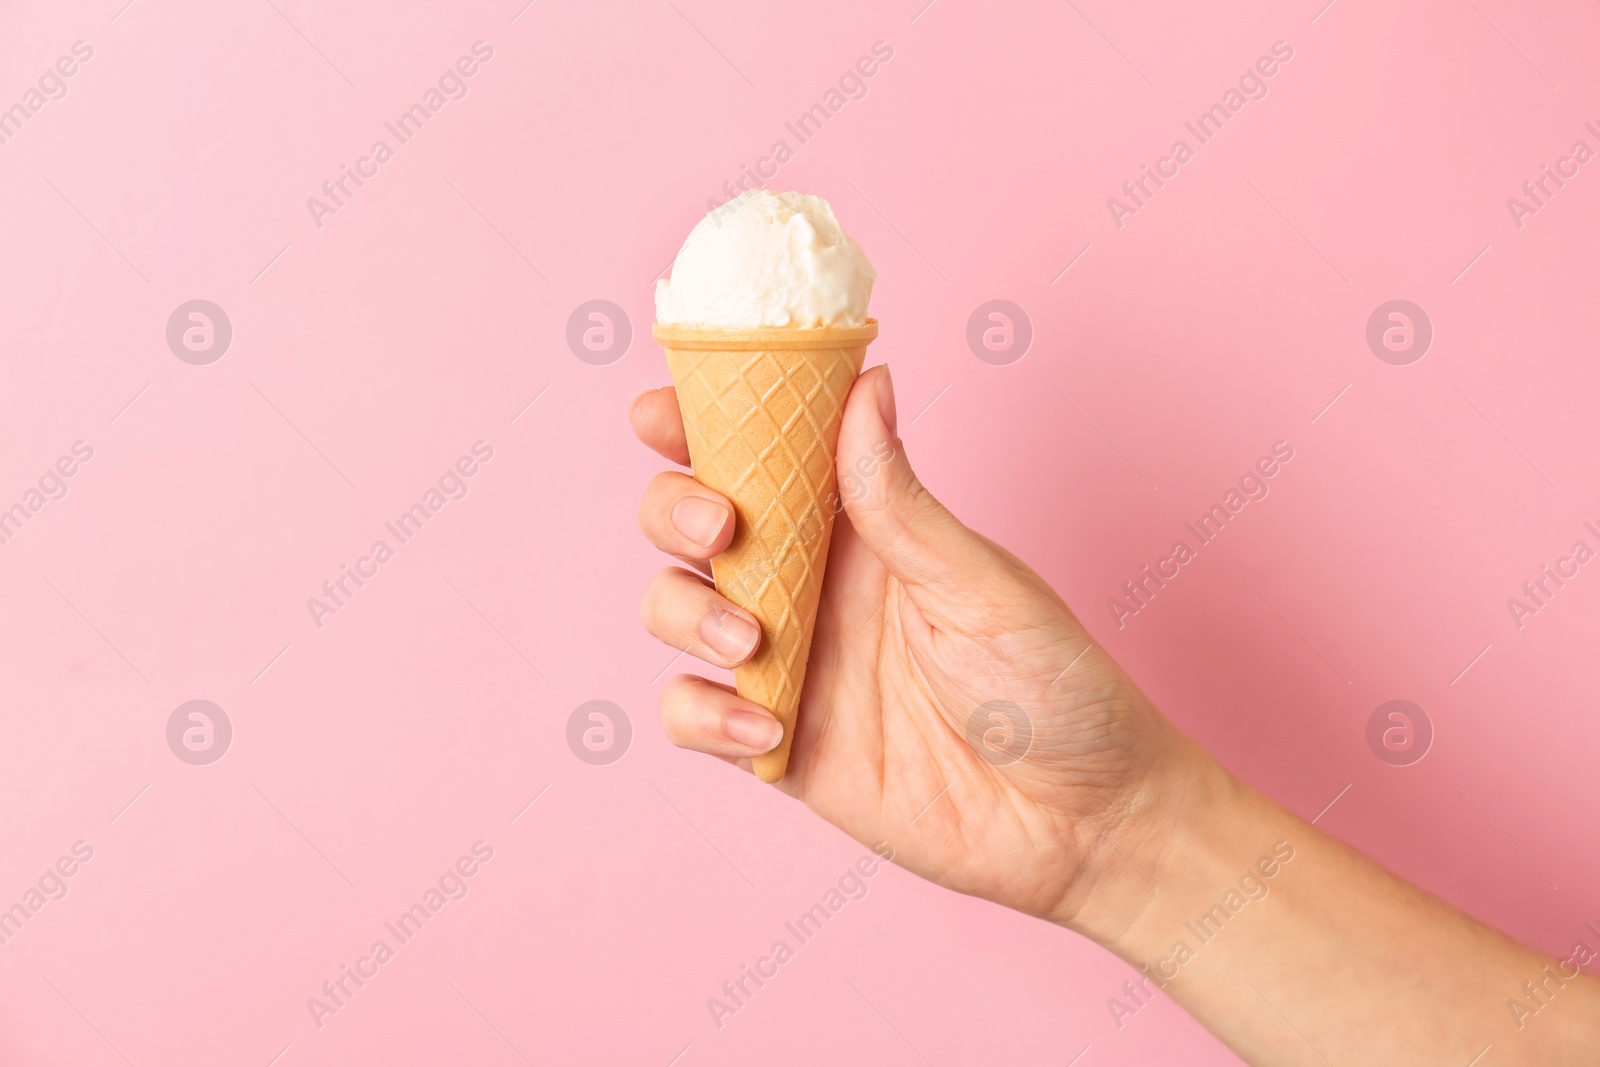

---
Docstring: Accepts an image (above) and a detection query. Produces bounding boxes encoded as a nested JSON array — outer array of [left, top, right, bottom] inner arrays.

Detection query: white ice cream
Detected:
[[655, 190, 875, 328]]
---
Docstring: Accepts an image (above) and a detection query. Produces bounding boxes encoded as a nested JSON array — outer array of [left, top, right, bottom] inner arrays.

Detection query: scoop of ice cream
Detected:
[[655, 190, 875, 329]]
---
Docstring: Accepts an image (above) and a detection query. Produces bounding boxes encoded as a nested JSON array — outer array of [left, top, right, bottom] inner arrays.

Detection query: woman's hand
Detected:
[[632, 364, 1600, 1065], [631, 365, 1196, 932]]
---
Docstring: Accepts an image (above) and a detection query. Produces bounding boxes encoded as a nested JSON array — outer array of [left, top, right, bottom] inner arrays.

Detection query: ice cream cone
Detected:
[[654, 320, 877, 782]]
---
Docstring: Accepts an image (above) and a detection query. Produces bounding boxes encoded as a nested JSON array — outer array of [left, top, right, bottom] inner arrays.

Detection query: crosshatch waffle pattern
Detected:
[[662, 329, 872, 782]]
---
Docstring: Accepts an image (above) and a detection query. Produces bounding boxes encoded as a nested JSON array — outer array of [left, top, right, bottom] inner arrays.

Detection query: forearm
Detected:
[[1064, 740, 1600, 1065]]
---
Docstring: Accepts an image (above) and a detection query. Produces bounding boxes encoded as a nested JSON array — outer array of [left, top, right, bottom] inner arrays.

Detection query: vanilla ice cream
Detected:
[[655, 191, 875, 329]]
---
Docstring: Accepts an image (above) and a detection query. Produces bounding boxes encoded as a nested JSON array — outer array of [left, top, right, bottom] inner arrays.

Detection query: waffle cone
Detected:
[[654, 320, 877, 782]]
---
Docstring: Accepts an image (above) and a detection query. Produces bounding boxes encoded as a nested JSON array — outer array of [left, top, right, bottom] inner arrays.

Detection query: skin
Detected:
[[631, 365, 1600, 1064]]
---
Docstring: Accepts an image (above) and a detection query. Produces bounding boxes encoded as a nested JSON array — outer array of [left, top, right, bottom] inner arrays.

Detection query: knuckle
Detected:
[[657, 698, 689, 746], [638, 472, 678, 531], [659, 672, 692, 708], [628, 391, 652, 431], [646, 469, 681, 497], [639, 568, 680, 633], [658, 676, 702, 746]]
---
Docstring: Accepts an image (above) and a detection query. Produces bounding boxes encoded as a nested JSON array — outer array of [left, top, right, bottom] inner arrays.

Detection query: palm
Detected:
[[632, 369, 1173, 925], [779, 507, 1162, 921]]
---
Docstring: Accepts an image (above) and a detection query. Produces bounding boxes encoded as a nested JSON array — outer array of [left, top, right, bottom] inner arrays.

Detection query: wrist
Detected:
[[1050, 728, 1266, 958]]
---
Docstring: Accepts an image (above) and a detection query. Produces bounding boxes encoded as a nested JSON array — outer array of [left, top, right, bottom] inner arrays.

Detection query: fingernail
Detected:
[[875, 365, 897, 436], [672, 496, 729, 548], [725, 707, 782, 753], [701, 607, 759, 662]]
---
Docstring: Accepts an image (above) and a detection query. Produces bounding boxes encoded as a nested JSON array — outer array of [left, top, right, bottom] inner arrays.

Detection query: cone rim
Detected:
[[653, 319, 877, 350]]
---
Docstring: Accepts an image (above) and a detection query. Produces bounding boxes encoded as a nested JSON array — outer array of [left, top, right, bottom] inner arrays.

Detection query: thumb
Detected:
[[834, 366, 993, 594]]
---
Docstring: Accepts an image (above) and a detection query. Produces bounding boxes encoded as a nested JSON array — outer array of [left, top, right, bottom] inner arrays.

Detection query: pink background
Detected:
[[2, 0, 1598, 1063]]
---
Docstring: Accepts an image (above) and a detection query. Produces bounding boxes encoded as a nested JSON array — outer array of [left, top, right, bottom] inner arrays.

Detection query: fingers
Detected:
[[661, 675, 784, 759], [629, 387, 691, 466], [632, 389, 783, 766], [641, 567, 761, 668], [639, 471, 735, 559]]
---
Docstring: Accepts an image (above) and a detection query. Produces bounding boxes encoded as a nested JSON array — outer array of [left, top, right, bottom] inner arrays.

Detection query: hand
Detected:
[[633, 365, 1600, 1066], [630, 365, 1199, 930]]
